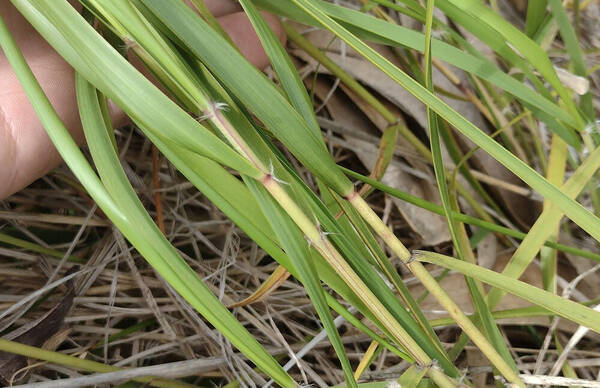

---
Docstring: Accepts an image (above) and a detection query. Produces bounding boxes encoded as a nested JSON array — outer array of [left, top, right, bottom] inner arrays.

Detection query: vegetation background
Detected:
[[0, 0, 599, 387]]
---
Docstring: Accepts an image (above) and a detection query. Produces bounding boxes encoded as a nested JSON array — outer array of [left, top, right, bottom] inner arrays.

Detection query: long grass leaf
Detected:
[[17, 0, 261, 179], [285, 0, 600, 243], [142, 0, 353, 196], [76, 77, 296, 387], [424, 0, 518, 374], [342, 167, 600, 262], [487, 144, 600, 308], [246, 180, 357, 387], [415, 250, 600, 334], [239, 0, 321, 139], [526, 0, 548, 37], [254, 0, 579, 132]]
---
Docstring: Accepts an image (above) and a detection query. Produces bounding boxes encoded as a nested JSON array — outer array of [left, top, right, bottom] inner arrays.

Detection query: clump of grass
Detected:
[[1, 0, 599, 387]]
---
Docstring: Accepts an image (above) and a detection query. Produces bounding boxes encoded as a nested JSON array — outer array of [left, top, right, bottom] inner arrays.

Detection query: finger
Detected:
[[0, 42, 86, 200], [0, 6, 285, 200], [218, 11, 286, 70], [185, 0, 241, 17]]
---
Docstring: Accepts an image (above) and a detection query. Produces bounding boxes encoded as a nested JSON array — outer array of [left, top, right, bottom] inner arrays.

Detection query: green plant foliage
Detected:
[[2, 0, 599, 386]]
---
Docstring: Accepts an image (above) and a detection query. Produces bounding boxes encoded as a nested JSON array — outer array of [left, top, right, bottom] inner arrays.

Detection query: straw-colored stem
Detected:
[[0, 339, 195, 388], [347, 192, 526, 387], [201, 94, 436, 379], [189, 60, 457, 384], [206, 104, 267, 173], [261, 176, 425, 361], [261, 176, 460, 387], [158, 29, 442, 376]]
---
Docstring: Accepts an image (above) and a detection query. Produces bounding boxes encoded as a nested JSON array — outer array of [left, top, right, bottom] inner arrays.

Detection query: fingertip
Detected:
[[217, 11, 286, 70], [0, 108, 18, 200], [262, 12, 287, 49], [184, 0, 241, 17]]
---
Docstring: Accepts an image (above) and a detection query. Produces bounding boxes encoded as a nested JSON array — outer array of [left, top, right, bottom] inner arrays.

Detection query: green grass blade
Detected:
[[415, 250, 600, 334], [487, 143, 600, 308], [422, 0, 459, 261], [255, 0, 579, 132], [239, 0, 321, 139], [75, 77, 296, 387], [287, 0, 600, 243], [16, 0, 261, 179], [342, 167, 600, 262], [0, 232, 81, 262], [246, 180, 357, 387], [423, 0, 482, 361], [142, 0, 353, 196], [424, 0, 518, 373], [526, 0, 548, 37]]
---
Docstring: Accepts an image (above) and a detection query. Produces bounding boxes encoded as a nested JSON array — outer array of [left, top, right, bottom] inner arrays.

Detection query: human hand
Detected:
[[0, 0, 284, 199]]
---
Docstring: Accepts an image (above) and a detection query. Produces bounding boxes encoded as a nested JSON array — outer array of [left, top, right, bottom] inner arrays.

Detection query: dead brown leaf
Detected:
[[0, 273, 75, 385]]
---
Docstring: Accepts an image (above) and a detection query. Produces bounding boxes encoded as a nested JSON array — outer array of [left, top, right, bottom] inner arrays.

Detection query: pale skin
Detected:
[[0, 0, 285, 199]]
